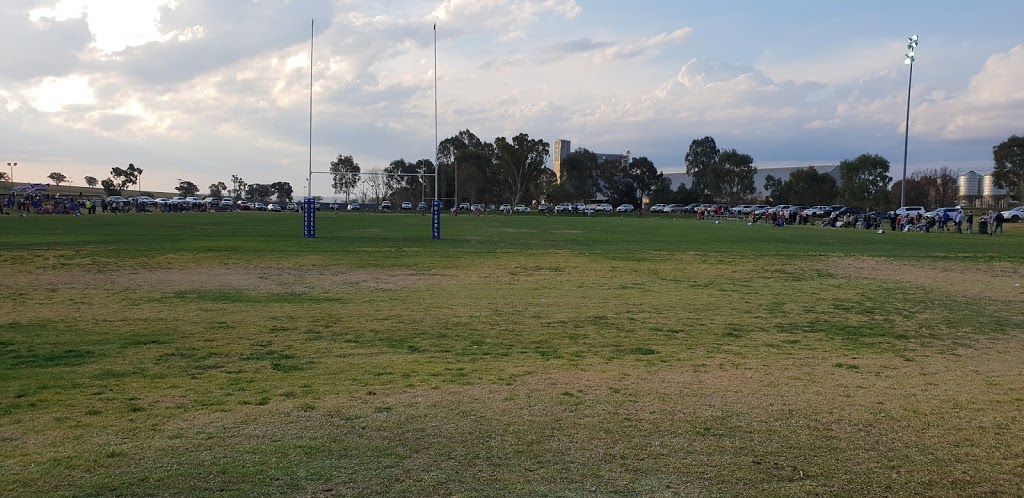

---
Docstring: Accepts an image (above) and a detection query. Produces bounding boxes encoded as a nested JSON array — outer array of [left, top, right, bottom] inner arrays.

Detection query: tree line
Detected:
[[30, 135, 1021, 209], [329, 129, 664, 207], [88, 164, 294, 203]]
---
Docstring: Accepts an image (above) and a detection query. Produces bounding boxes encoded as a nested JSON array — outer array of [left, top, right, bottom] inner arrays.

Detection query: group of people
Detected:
[[893, 210, 1005, 234], [819, 212, 884, 230]]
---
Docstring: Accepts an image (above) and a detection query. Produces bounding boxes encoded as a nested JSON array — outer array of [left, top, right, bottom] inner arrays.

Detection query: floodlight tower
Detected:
[[6, 162, 16, 182], [900, 34, 918, 209]]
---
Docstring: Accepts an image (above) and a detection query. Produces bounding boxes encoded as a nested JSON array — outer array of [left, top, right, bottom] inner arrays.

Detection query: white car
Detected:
[[267, 203, 282, 212], [499, 204, 512, 212], [804, 205, 831, 217], [572, 203, 587, 212], [220, 198, 234, 207], [1001, 206, 1024, 222], [650, 203, 667, 213], [594, 203, 613, 212], [154, 197, 170, 205], [514, 205, 530, 212], [663, 204, 686, 213], [616, 204, 635, 213], [554, 203, 573, 213], [731, 204, 753, 214], [401, 201, 413, 210], [895, 206, 926, 217]]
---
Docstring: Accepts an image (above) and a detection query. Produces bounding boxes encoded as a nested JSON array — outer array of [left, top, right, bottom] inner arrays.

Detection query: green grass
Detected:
[[1, 210, 1023, 496]]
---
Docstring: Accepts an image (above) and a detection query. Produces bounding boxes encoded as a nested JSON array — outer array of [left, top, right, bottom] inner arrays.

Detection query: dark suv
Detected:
[[833, 207, 863, 217]]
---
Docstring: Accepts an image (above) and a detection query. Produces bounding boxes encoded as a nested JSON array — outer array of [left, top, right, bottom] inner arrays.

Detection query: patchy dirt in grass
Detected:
[[11, 266, 432, 293], [825, 257, 1024, 303]]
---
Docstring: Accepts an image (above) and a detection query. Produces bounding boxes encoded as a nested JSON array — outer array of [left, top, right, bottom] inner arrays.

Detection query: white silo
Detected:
[[983, 174, 1008, 197], [958, 171, 983, 198]]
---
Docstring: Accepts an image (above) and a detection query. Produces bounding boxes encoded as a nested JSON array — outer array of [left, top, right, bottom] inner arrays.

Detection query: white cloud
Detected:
[[30, 0, 180, 53], [893, 44, 1024, 140], [757, 40, 906, 85], [594, 27, 693, 61], [428, 0, 581, 39], [23, 74, 95, 112]]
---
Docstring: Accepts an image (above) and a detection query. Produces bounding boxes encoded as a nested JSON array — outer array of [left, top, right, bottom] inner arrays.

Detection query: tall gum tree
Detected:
[[330, 155, 361, 202], [992, 135, 1024, 201], [493, 133, 549, 206], [838, 153, 892, 209], [684, 136, 720, 202]]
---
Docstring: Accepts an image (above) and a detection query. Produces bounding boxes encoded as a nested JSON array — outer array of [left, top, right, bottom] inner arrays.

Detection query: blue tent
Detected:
[[11, 183, 50, 193]]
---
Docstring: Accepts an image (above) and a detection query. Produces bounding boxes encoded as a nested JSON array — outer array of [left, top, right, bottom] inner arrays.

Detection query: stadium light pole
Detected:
[[6, 162, 16, 183], [900, 34, 918, 209]]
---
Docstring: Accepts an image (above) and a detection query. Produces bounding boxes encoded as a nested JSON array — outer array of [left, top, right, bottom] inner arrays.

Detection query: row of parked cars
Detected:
[[895, 205, 1024, 222], [106, 195, 291, 212], [360, 199, 1024, 221]]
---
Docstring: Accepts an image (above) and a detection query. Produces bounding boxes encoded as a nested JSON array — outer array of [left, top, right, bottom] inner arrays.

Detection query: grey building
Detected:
[[552, 139, 571, 182]]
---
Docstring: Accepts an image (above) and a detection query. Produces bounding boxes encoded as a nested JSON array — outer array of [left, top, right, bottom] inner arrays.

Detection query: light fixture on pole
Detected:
[[900, 34, 918, 209], [6, 162, 16, 183]]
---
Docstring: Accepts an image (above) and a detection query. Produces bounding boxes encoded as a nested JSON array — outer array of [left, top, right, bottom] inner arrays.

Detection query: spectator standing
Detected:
[[966, 211, 974, 234], [954, 210, 963, 234], [993, 211, 1005, 235]]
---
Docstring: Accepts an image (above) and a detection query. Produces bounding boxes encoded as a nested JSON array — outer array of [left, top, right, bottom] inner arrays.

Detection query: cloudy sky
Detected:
[[2, 0, 1022, 197]]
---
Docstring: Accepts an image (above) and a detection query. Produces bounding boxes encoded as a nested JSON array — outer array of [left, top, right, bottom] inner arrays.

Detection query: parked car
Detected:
[[184, 197, 202, 206], [925, 206, 962, 220], [649, 203, 667, 213], [833, 207, 864, 217], [499, 203, 512, 212], [471, 203, 482, 212], [400, 201, 413, 210], [458, 202, 470, 211], [1001, 206, 1024, 222], [380, 200, 392, 211], [254, 202, 266, 211], [731, 204, 753, 214], [594, 203, 613, 212], [663, 204, 686, 213], [554, 202, 573, 213], [237, 200, 251, 210], [135, 196, 156, 205], [537, 203, 551, 213], [681, 203, 701, 213], [616, 204, 635, 213], [203, 197, 218, 205], [347, 202, 361, 211], [572, 203, 587, 212], [417, 201, 428, 210], [267, 203, 282, 212], [895, 206, 926, 217], [286, 202, 297, 211], [804, 205, 832, 217], [514, 205, 530, 212], [220, 198, 234, 208], [154, 197, 171, 205]]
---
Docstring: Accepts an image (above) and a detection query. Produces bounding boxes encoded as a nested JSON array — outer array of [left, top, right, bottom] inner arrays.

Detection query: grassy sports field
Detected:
[[1, 210, 1022, 496]]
